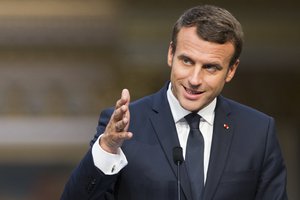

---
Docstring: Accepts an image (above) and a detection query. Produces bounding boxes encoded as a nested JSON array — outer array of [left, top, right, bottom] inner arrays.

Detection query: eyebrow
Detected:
[[177, 54, 195, 62]]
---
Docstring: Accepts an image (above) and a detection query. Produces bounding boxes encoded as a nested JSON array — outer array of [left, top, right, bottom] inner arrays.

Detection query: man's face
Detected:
[[167, 26, 239, 112]]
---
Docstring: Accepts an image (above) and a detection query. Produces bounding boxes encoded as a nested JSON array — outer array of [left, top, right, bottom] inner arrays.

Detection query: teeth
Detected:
[[184, 86, 202, 95], [187, 88, 198, 94]]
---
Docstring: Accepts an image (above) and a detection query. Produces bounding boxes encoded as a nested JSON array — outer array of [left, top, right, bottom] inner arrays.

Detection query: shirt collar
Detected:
[[167, 83, 216, 125]]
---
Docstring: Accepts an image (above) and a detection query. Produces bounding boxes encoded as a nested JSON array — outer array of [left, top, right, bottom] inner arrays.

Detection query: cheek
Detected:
[[204, 75, 227, 90], [171, 65, 189, 80]]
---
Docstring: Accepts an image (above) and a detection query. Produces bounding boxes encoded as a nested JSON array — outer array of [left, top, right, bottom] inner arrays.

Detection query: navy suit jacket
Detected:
[[61, 83, 287, 200]]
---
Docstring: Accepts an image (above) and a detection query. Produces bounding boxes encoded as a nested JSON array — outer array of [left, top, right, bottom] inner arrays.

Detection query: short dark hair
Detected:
[[171, 5, 244, 66]]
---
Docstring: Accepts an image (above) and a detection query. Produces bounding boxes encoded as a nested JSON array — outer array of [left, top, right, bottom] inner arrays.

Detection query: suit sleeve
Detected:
[[255, 117, 288, 200], [61, 108, 119, 200]]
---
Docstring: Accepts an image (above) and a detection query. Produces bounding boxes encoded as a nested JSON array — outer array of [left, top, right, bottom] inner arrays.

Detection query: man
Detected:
[[61, 5, 287, 200]]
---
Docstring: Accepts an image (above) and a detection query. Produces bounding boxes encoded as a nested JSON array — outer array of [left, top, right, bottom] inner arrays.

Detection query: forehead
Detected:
[[175, 27, 235, 65]]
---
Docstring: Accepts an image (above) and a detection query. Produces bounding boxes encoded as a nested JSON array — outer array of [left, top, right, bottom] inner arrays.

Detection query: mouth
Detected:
[[183, 86, 203, 95]]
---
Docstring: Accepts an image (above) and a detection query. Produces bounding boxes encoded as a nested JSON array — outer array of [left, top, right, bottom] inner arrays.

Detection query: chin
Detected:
[[181, 102, 201, 112], [187, 107, 201, 112]]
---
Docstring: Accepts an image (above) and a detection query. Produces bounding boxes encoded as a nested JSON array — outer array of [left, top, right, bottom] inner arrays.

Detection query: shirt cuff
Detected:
[[91, 135, 128, 175]]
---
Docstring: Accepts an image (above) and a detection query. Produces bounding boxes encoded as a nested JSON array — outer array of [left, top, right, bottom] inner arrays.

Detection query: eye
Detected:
[[203, 64, 222, 73], [183, 58, 192, 65], [180, 56, 194, 66]]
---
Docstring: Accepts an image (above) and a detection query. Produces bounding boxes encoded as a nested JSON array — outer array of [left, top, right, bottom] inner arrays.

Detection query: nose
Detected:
[[188, 67, 202, 87]]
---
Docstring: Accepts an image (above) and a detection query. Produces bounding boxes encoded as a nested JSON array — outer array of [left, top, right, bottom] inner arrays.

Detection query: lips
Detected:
[[184, 86, 203, 95]]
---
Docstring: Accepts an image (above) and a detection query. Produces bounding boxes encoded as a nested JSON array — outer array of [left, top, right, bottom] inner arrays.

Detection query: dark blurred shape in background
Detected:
[[0, 1, 298, 199]]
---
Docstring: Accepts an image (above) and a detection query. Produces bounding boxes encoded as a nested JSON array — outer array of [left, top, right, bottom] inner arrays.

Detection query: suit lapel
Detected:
[[149, 84, 193, 200], [203, 96, 234, 199]]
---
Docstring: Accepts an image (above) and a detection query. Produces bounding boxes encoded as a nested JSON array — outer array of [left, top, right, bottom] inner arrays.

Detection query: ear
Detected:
[[167, 42, 174, 67], [225, 59, 239, 82]]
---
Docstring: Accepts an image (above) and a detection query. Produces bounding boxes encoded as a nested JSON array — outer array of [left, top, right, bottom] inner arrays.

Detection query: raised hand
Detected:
[[100, 89, 133, 154]]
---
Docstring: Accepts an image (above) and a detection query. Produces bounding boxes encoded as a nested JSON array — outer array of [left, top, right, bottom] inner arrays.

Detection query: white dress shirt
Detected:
[[167, 83, 216, 182], [92, 83, 216, 181]]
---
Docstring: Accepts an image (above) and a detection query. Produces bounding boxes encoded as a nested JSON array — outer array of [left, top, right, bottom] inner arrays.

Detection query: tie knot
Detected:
[[185, 113, 201, 130]]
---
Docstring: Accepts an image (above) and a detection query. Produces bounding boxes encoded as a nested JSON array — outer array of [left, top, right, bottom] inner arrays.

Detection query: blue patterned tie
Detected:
[[185, 113, 204, 200]]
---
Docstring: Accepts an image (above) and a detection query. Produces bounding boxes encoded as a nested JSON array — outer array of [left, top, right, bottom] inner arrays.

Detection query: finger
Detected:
[[121, 89, 130, 105], [121, 89, 130, 127], [113, 105, 127, 122], [115, 98, 125, 110], [115, 116, 129, 132], [115, 89, 130, 109], [115, 131, 133, 140]]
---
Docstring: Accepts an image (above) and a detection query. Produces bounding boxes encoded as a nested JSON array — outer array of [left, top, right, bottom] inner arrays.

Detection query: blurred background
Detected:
[[0, 0, 298, 199]]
